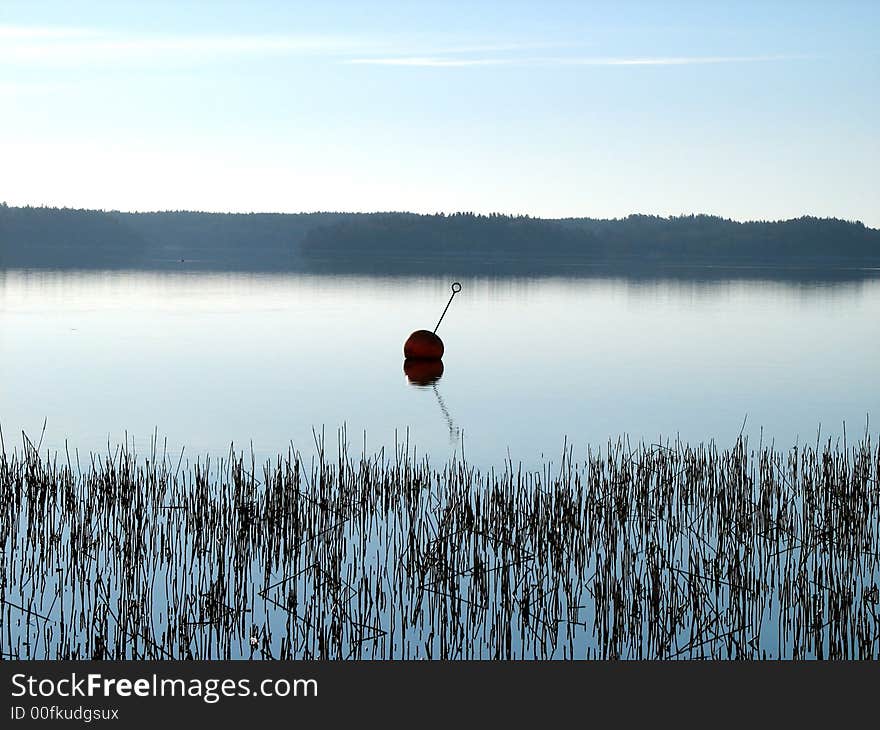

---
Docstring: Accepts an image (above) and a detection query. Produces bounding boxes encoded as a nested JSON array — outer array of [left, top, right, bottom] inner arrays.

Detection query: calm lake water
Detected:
[[1, 269, 878, 467]]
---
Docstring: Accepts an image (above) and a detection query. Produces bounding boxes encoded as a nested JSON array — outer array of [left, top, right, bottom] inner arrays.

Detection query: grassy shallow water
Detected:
[[2, 429, 879, 660]]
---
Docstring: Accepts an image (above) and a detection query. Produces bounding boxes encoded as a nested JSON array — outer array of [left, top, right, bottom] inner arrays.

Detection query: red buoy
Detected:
[[401, 282, 460, 361], [403, 330, 444, 360]]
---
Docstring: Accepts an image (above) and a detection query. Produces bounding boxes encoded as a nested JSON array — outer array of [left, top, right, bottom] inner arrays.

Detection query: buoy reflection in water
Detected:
[[403, 359, 459, 442], [403, 358, 444, 386]]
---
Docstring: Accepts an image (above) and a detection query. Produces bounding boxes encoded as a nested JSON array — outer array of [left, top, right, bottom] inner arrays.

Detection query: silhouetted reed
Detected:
[[1, 427, 878, 659]]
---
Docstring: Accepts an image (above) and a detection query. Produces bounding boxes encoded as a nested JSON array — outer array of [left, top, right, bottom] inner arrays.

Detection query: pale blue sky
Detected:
[[1, 1, 877, 224]]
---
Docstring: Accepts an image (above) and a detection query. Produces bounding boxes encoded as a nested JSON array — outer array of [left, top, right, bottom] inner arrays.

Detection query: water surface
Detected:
[[1, 269, 878, 465]]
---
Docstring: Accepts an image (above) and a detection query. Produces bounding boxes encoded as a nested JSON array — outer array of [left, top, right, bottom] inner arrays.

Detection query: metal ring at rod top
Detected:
[[433, 282, 462, 334]]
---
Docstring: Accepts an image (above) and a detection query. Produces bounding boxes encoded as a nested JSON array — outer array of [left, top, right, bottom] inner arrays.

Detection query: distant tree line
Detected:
[[0, 206, 353, 269], [1, 205, 878, 276], [300, 211, 880, 274]]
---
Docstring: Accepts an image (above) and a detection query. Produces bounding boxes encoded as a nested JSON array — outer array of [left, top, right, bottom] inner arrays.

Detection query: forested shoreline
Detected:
[[1, 204, 878, 276]]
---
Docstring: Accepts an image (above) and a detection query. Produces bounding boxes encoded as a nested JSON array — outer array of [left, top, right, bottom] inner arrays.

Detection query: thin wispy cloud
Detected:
[[347, 54, 807, 68], [0, 24, 809, 71], [348, 57, 512, 67]]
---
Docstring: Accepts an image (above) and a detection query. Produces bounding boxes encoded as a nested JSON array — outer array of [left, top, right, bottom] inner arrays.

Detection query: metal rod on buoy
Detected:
[[403, 282, 461, 361], [433, 282, 462, 334]]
